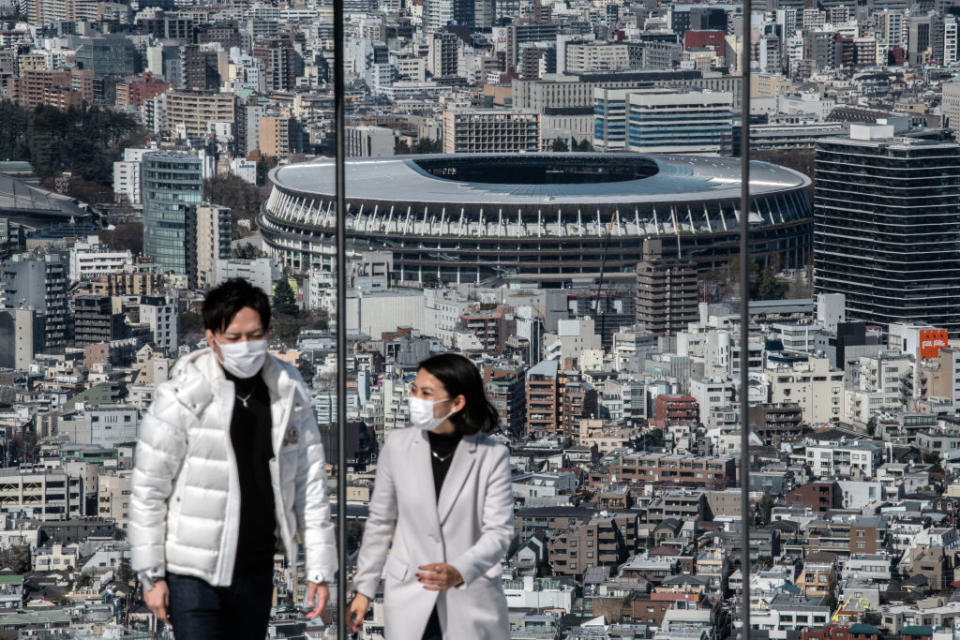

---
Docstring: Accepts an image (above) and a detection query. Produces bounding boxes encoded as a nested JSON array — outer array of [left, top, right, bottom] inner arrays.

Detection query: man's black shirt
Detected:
[[226, 369, 277, 577]]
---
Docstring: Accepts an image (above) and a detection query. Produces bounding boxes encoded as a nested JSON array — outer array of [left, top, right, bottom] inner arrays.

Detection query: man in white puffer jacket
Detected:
[[129, 279, 337, 639]]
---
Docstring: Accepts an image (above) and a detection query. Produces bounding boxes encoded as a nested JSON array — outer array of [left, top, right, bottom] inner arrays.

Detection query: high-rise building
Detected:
[[195, 204, 232, 288], [252, 39, 301, 91], [182, 45, 221, 91], [140, 295, 179, 354], [442, 109, 541, 153], [427, 31, 459, 77], [258, 116, 294, 157], [946, 16, 959, 65], [0, 307, 41, 370], [141, 151, 203, 281], [0, 252, 68, 352], [907, 13, 944, 66], [74, 36, 138, 78], [814, 124, 960, 335], [73, 294, 124, 346], [163, 91, 235, 139], [636, 248, 698, 337], [526, 359, 559, 436]]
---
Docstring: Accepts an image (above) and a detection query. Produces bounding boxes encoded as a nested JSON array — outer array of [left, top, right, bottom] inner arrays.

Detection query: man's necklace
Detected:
[[431, 450, 454, 463], [237, 389, 255, 408]]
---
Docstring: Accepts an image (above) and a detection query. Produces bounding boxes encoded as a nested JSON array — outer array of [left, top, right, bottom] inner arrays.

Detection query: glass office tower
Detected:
[[142, 151, 203, 282]]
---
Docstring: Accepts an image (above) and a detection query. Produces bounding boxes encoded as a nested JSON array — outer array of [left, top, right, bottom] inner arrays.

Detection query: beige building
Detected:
[[442, 109, 541, 153], [165, 90, 236, 139], [98, 472, 132, 530], [258, 116, 293, 157], [943, 82, 960, 140], [765, 357, 844, 424], [195, 204, 232, 288]]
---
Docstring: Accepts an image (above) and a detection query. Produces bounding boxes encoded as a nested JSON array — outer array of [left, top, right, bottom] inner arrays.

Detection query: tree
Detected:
[[273, 279, 298, 316], [256, 155, 279, 186], [203, 175, 264, 236], [99, 223, 144, 256], [551, 138, 569, 152], [758, 493, 774, 526], [576, 139, 593, 152], [0, 544, 30, 573], [394, 138, 411, 154], [757, 267, 785, 300], [413, 137, 442, 154]]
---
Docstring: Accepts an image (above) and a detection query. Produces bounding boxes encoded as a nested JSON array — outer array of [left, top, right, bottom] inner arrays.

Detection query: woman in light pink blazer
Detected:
[[347, 353, 514, 640]]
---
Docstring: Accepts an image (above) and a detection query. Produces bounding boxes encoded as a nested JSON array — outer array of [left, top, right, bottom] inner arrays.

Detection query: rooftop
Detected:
[[270, 153, 810, 206]]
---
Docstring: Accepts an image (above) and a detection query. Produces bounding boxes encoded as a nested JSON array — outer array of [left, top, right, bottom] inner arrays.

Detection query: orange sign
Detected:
[[920, 329, 949, 360]]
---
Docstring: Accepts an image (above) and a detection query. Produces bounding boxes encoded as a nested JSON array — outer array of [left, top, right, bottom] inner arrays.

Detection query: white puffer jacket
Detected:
[[129, 348, 337, 587]]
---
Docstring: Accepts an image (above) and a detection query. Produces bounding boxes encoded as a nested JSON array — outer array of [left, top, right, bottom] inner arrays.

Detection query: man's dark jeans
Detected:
[[167, 570, 274, 640]]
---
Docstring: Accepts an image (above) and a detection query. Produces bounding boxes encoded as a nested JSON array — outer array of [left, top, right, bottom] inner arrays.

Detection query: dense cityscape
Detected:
[[1, 0, 960, 636]]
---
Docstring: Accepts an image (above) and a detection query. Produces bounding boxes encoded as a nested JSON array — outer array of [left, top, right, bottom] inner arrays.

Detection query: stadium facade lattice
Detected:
[[259, 153, 812, 284]]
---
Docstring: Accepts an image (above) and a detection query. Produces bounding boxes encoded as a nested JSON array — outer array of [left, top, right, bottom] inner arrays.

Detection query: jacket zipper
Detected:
[[217, 381, 242, 585]]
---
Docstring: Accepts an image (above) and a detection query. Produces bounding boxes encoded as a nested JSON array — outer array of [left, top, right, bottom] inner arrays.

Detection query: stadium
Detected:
[[259, 153, 812, 284]]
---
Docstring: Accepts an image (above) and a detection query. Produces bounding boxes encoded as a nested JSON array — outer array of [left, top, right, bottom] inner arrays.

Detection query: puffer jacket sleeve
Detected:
[[129, 382, 190, 575], [350, 431, 399, 599], [449, 442, 514, 587], [293, 382, 338, 585]]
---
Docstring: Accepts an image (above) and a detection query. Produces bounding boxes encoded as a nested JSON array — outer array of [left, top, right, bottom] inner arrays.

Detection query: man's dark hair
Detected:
[[202, 279, 272, 333], [418, 353, 499, 436]]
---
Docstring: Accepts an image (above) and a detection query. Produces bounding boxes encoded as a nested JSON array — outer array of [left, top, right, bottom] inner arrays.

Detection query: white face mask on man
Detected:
[[215, 338, 268, 378], [408, 396, 455, 431]]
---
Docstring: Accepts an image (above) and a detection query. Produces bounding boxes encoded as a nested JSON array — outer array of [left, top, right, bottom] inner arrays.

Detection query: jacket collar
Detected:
[[179, 348, 296, 399], [410, 429, 481, 526]]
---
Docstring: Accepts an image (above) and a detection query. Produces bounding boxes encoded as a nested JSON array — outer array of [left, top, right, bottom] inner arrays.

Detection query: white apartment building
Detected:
[[566, 42, 634, 73], [139, 296, 178, 355], [213, 258, 275, 295], [805, 439, 883, 478], [111, 145, 157, 206], [68, 236, 132, 282], [424, 289, 470, 347]]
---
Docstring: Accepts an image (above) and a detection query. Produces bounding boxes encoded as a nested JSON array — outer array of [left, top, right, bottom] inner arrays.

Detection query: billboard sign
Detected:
[[920, 329, 949, 360]]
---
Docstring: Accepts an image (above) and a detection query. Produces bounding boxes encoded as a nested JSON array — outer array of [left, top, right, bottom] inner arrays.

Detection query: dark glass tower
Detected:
[[814, 125, 960, 334]]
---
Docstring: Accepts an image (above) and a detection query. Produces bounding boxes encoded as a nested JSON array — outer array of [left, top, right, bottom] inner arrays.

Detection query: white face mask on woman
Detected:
[[408, 396, 454, 431], [216, 339, 267, 378]]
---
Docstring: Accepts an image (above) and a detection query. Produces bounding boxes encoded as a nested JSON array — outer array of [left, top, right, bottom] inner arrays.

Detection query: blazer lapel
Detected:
[[410, 430, 443, 533], [437, 434, 478, 525]]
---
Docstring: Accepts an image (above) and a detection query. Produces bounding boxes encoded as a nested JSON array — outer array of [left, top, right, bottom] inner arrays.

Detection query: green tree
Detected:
[[413, 137, 442, 154], [273, 279, 298, 315], [551, 138, 569, 152], [255, 155, 279, 186], [576, 139, 593, 152], [758, 493, 774, 525], [203, 174, 264, 236], [0, 544, 30, 573], [98, 223, 143, 256], [757, 267, 785, 300], [394, 138, 411, 154]]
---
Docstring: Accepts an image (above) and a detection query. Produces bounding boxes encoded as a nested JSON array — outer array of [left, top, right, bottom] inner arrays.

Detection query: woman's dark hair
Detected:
[[202, 278, 272, 333], [418, 353, 499, 435]]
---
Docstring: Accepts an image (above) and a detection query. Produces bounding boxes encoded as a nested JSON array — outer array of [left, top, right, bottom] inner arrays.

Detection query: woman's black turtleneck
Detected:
[[427, 430, 462, 499]]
